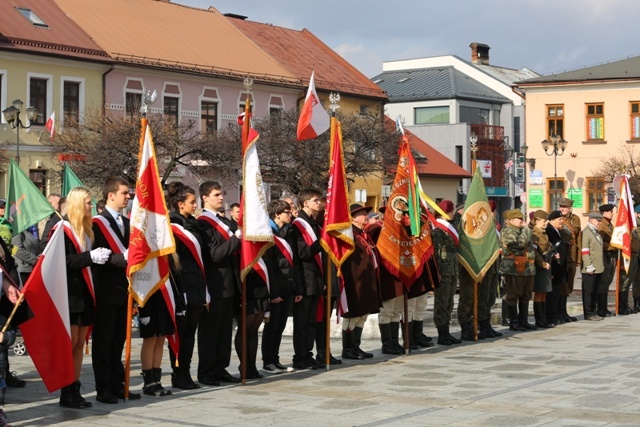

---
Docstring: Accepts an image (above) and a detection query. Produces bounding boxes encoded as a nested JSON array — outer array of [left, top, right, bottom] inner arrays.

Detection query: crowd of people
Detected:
[[0, 181, 634, 424]]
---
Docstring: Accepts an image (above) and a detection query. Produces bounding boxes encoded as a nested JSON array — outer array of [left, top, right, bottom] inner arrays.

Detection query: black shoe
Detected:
[[5, 372, 26, 388], [317, 353, 342, 365], [596, 311, 611, 318], [535, 321, 554, 329], [197, 376, 221, 386], [292, 360, 312, 370], [113, 389, 142, 400], [215, 371, 241, 383], [308, 356, 325, 369], [341, 348, 364, 360], [172, 371, 197, 390], [586, 315, 604, 321], [96, 390, 118, 404], [381, 344, 403, 354]]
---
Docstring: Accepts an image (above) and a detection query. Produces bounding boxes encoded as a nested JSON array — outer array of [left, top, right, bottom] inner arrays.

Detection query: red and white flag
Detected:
[[238, 106, 273, 282], [127, 120, 176, 306], [19, 225, 74, 392], [44, 111, 55, 141], [611, 175, 636, 273], [297, 71, 330, 141], [320, 117, 354, 317]]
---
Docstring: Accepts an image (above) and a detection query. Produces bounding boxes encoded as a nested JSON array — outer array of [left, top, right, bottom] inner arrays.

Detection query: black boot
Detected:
[[501, 301, 510, 326], [341, 330, 363, 360], [534, 302, 553, 328], [405, 322, 419, 350], [59, 384, 84, 409], [380, 323, 402, 355], [353, 327, 374, 358], [597, 293, 611, 317], [437, 325, 452, 345], [459, 322, 475, 341], [143, 369, 171, 397], [172, 367, 197, 390], [412, 321, 434, 348], [634, 297, 640, 314], [389, 322, 404, 353], [73, 381, 92, 408], [316, 352, 342, 365], [508, 305, 526, 331], [519, 301, 537, 330], [559, 295, 577, 322], [446, 325, 462, 344], [154, 368, 172, 396]]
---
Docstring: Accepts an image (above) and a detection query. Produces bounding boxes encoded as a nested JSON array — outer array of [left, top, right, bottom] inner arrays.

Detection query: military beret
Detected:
[[558, 198, 574, 207], [635, 205, 640, 214], [599, 204, 614, 213], [533, 210, 548, 220], [504, 209, 525, 220], [589, 212, 603, 220], [438, 199, 455, 213], [547, 210, 562, 220]]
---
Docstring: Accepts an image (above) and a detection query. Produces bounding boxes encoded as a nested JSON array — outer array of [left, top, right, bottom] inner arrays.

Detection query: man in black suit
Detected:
[[196, 181, 241, 385], [91, 177, 140, 403]]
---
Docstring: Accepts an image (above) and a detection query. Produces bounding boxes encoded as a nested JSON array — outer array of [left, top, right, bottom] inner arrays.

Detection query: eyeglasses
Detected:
[[282, 211, 292, 215]]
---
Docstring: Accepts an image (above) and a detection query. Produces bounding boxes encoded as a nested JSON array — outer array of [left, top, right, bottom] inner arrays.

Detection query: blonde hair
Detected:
[[66, 187, 94, 249]]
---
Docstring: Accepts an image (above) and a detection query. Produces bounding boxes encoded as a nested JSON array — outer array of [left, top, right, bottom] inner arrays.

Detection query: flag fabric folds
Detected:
[[44, 111, 55, 141], [62, 164, 97, 215], [127, 119, 176, 306], [297, 71, 330, 141], [611, 175, 636, 273], [238, 103, 273, 282], [456, 165, 501, 282], [20, 225, 74, 392], [4, 159, 55, 236], [377, 138, 435, 287]]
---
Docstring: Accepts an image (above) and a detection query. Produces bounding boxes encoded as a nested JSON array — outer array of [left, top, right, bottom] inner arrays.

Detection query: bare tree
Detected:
[[592, 145, 640, 198]]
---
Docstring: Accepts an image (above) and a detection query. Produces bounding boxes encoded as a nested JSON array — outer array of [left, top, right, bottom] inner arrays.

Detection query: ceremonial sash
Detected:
[[198, 210, 233, 239], [53, 221, 95, 303], [160, 280, 180, 362], [435, 218, 459, 246], [171, 222, 211, 305], [273, 236, 294, 267], [292, 218, 323, 272], [93, 216, 126, 254]]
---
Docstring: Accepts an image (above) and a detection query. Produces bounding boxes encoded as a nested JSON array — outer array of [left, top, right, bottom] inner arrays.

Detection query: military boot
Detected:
[[508, 305, 526, 331], [412, 321, 434, 348], [379, 323, 402, 355]]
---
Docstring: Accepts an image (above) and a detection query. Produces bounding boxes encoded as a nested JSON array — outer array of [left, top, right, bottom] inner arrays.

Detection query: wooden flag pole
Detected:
[[241, 278, 247, 385], [325, 257, 332, 371], [403, 292, 409, 355], [473, 281, 478, 341], [615, 250, 621, 316]]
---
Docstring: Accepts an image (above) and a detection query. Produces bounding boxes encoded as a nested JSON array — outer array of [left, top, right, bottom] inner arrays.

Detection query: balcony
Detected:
[[471, 124, 506, 189]]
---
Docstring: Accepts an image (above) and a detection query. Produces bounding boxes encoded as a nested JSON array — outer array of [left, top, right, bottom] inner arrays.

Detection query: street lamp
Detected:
[[541, 134, 568, 209], [2, 99, 38, 164]]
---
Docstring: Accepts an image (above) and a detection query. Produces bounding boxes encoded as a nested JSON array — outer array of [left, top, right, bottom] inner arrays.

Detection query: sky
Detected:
[[172, 0, 640, 79]]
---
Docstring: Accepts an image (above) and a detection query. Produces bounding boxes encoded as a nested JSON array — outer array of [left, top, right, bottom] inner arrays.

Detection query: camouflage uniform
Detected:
[[431, 223, 462, 344]]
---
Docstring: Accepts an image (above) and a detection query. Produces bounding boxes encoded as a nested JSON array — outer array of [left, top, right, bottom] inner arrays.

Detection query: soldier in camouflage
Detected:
[[499, 209, 536, 332]]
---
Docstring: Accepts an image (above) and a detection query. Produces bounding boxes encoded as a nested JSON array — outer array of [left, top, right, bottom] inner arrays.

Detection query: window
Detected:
[[416, 106, 450, 124], [125, 92, 141, 118], [586, 103, 604, 140], [547, 178, 564, 210], [359, 105, 370, 115], [16, 7, 48, 28], [29, 78, 47, 125], [239, 93, 253, 114], [201, 101, 217, 135], [29, 169, 47, 195], [631, 102, 640, 139], [546, 105, 564, 139], [459, 106, 488, 125], [163, 97, 179, 127], [586, 177, 606, 212], [63, 81, 80, 124]]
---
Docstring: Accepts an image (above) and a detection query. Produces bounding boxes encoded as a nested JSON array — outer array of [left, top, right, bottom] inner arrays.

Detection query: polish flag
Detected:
[[19, 225, 74, 392], [44, 111, 55, 141], [297, 71, 330, 141], [127, 119, 176, 306], [611, 175, 636, 273]]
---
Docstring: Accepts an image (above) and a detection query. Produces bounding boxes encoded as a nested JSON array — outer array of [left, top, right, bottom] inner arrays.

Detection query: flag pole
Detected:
[[325, 114, 338, 371], [470, 133, 479, 341], [403, 291, 409, 355], [615, 250, 621, 316]]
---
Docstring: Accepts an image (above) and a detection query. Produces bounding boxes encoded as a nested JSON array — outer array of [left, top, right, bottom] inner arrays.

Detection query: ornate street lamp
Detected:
[[541, 134, 568, 209], [2, 99, 38, 164]]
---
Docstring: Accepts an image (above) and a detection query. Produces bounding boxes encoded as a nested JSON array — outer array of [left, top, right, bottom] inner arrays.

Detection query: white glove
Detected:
[[90, 247, 112, 264], [234, 229, 242, 239], [123, 249, 129, 262]]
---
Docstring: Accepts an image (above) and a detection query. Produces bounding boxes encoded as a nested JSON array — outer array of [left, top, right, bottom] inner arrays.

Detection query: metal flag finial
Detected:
[[329, 92, 340, 114], [141, 89, 157, 117]]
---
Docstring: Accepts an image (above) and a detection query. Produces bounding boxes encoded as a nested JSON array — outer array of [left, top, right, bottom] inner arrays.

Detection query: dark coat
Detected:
[[92, 209, 129, 306], [264, 223, 304, 299], [546, 223, 568, 280], [62, 222, 95, 314], [290, 210, 324, 297], [12, 229, 40, 274], [170, 212, 208, 307], [197, 211, 240, 299], [341, 226, 381, 318]]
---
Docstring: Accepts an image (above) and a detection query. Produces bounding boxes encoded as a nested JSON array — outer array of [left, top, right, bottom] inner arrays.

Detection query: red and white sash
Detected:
[[198, 210, 233, 240], [93, 216, 126, 254], [292, 218, 323, 272], [171, 222, 211, 304], [53, 221, 95, 303], [273, 236, 294, 267], [160, 280, 180, 363], [435, 218, 459, 246]]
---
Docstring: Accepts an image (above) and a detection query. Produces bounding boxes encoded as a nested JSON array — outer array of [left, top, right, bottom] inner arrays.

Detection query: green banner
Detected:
[[63, 164, 98, 215], [567, 188, 583, 208], [529, 189, 543, 208]]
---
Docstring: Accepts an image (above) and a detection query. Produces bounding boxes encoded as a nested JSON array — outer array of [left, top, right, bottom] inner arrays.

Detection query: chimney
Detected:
[[470, 42, 490, 65]]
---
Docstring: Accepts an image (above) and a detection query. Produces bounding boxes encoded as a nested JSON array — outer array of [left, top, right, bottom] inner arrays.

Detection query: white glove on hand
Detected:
[[234, 229, 242, 239], [90, 247, 112, 264], [123, 249, 129, 262]]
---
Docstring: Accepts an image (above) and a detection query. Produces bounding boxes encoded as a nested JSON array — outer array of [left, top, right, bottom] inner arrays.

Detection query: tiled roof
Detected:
[[54, 0, 301, 86], [373, 67, 510, 103], [228, 17, 387, 100], [385, 117, 471, 179], [518, 55, 640, 85], [0, 0, 109, 61]]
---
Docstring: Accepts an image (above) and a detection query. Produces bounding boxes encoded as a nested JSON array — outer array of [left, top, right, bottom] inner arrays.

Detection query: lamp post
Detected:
[[541, 134, 568, 209], [2, 99, 38, 164]]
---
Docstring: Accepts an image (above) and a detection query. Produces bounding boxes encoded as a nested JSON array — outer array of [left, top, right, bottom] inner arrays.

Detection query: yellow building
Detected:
[[517, 56, 640, 216]]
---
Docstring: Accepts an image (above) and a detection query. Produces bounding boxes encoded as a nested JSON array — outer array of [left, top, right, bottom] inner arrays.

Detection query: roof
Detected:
[[227, 17, 387, 100], [518, 55, 640, 85], [384, 117, 471, 179], [0, 0, 109, 61], [53, 0, 301, 86], [373, 67, 510, 103], [472, 64, 540, 85]]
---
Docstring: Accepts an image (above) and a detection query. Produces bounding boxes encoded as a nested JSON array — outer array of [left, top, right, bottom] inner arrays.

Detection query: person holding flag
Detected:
[[56, 187, 111, 408], [597, 204, 616, 317], [166, 182, 207, 390]]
